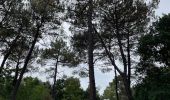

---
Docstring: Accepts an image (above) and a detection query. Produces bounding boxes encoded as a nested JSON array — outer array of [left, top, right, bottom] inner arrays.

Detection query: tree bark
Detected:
[[127, 31, 131, 88], [114, 3, 133, 100], [115, 70, 119, 100], [52, 59, 59, 100], [87, 0, 97, 100], [94, 28, 133, 100], [10, 27, 40, 100], [94, 28, 123, 74], [121, 75, 133, 100], [12, 58, 20, 86], [114, 6, 127, 75]]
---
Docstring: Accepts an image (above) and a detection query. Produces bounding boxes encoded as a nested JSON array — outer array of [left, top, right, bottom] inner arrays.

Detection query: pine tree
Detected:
[[93, 0, 159, 99], [39, 38, 79, 100]]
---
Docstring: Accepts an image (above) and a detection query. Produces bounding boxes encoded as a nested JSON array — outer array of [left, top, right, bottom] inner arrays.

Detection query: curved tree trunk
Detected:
[[11, 27, 40, 100], [0, 35, 20, 76], [94, 27, 133, 100]]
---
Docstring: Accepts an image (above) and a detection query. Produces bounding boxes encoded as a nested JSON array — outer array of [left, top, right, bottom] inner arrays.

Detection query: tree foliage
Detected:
[[135, 14, 170, 100], [1, 0, 169, 100], [54, 77, 89, 100], [138, 14, 170, 66]]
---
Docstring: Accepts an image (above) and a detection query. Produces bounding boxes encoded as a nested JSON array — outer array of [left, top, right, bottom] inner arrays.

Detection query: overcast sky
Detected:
[[155, 0, 170, 16], [13, 0, 170, 95]]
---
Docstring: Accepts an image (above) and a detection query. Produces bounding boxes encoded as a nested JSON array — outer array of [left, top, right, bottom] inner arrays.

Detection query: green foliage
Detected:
[[0, 77, 52, 100], [0, 76, 13, 100], [102, 77, 128, 100], [84, 86, 101, 100], [55, 77, 88, 100], [138, 14, 170, 66], [102, 79, 116, 100], [135, 14, 170, 100], [16, 77, 52, 100], [41, 38, 80, 67], [62, 77, 85, 100], [0, 0, 165, 100], [134, 67, 170, 100]]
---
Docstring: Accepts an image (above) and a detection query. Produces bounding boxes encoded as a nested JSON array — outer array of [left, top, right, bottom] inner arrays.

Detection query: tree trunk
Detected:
[[12, 59, 20, 86], [122, 75, 133, 100], [115, 70, 119, 100], [87, 0, 97, 100], [94, 28, 133, 100], [10, 27, 40, 100], [116, 27, 133, 100], [0, 35, 20, 76], [127, 31, 131, 88], [114, 4, 133, 100], [114, 11, 127, 75], [52, 60, 58, 100], [94, 27, 122, 74]]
